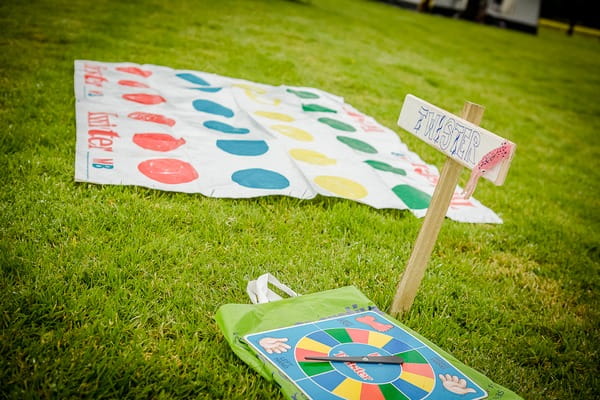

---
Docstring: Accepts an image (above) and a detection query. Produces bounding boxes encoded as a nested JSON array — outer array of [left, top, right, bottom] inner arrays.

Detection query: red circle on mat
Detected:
[[133, 133, 186, 152], [118, 80, 150, 88], [122, 93, 166, 105], [138, 159, 198, 184], [127, 112, 176, 127], [116, 66, 152, 77]]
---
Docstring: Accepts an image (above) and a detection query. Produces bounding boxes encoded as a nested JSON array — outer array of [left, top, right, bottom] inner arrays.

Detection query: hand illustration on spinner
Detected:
[[439, 374, 476, 394], [259, 337, 291, 354]]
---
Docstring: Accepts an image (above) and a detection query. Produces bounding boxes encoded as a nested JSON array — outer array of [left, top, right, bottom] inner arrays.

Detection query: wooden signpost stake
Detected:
[[390, 95, 515, 316]]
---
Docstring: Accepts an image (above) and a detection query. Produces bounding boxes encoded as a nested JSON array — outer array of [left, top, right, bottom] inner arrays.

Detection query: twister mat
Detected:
[[74, 60, 502, 223]]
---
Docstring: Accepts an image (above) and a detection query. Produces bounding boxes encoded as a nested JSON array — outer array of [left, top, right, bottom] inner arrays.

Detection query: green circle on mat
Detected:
[[364, 160, 406, 175], [392, 184, 431, 209], [336, 136, 377, 154], [286, 88, 320, 99], [302, 104, 337, 113], [318, 117, 356, 132]]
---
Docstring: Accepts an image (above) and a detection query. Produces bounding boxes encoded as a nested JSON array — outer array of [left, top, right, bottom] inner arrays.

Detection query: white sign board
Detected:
[[397, 94, 515, 186]]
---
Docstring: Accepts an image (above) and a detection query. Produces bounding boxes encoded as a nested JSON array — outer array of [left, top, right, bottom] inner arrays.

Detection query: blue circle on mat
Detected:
[[204, 120, 250, 134], [232, 168, 290, 189], [193, 99, 234, 118], [216, 140, 268, 156], [191, 87, 222, 93], [176, 72, 210, 86]]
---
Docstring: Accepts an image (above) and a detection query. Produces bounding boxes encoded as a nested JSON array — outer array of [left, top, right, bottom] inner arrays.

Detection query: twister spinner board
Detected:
[[244, 311, 487, 399]]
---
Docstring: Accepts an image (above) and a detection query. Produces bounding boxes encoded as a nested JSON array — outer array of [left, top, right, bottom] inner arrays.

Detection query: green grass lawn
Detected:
[[1, 0, 599, 398]]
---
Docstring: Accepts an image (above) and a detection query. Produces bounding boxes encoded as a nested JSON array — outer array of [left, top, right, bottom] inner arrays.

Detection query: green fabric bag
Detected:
[[215, 285, 522, 400]]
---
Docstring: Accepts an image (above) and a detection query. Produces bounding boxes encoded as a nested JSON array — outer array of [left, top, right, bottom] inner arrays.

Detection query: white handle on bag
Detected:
[[246, 273, 299, 304]]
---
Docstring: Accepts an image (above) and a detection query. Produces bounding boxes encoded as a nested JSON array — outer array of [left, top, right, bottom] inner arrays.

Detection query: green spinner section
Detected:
[[298, 361, 334, 377], [379, 383, 410, 400], [397, 349, 428, 364], [323, 328, 353, 343]]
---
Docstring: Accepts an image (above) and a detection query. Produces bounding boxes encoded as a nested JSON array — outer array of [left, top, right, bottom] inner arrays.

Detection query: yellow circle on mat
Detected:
[[289, 149, 336, 165], [233, 83, 267, 94], [255, 111, 294, 122], [233, 84, 281, 106], [314, 176, 368, 199], [271, 125, 314, 142]]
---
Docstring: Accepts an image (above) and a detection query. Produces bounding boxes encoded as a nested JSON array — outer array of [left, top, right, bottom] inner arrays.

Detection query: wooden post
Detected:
[[390, 102, 485, 316]]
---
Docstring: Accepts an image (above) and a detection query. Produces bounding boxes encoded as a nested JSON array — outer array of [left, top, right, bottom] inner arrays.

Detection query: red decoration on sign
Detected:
[[138, 159, 198, 184], [118, 80, 150, 88], [122, 93, 166, 105], [128, 112, 176, 127], [133, 133, 186, 152], [116, 66, 152, 77]]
